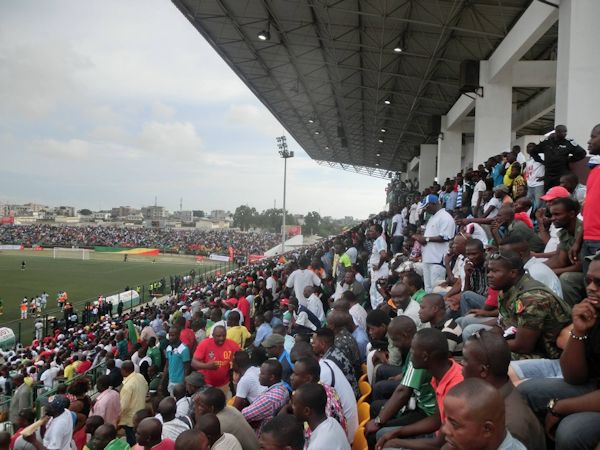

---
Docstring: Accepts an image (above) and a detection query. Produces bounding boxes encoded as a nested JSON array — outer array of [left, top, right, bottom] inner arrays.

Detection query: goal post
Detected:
[[53, 247, 90, 260]]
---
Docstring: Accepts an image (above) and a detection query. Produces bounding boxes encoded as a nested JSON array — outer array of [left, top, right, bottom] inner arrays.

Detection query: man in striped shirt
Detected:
[[241, 360, 289, 433], [418, 294, 463, 353]]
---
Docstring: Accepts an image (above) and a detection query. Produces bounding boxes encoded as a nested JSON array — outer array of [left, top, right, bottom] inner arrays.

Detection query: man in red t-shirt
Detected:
[[192, 325, 240, 396], [237, 290, 251, 330], [571, 124, 600, 273]]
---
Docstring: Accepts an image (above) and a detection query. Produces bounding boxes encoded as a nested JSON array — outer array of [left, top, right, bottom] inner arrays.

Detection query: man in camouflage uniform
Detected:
[[487, 251, 571, 360]]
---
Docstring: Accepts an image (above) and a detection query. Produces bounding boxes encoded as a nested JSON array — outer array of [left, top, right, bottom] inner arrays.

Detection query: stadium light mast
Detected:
[[277, 136, 293, 254]]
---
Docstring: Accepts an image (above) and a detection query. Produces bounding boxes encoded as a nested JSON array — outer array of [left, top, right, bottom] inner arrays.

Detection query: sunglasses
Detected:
[[489, 252, 512, 262]]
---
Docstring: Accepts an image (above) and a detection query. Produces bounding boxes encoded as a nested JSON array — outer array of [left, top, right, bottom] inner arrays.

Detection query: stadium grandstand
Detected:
[[1, 1, 600, 450]]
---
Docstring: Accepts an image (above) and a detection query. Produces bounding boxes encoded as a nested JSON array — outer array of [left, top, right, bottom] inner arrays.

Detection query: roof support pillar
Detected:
[[474, 61, 512, 166], [418, 144, 438, 190], [437, 116, 463, 183], [555, 0, 600, 145]]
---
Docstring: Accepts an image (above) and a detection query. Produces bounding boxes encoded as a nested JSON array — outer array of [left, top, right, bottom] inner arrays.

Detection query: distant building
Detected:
[[210, 209, 228, 220], [111, 206, 137, 218], [141, 206, 168, 220], [52, 206, 76, 217], [173, 210, 193, 222]]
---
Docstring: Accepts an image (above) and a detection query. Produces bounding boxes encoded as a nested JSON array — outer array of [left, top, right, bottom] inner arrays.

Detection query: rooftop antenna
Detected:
[[180, 197, 183, 211], [154, 196, 157, 207]]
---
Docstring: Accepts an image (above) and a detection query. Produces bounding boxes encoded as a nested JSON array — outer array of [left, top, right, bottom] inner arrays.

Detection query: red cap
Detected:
[[280, 298, 289, 306], [540, 186, 570, 201]]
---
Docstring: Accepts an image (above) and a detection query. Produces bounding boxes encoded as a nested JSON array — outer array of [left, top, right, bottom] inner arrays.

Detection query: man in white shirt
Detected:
[[500, 236, 563, 299], [40, 363, 61, 389], [286, 258, 321, 307], [412, 195, 456, 293], [471, 171, 487, 216], [367, 223, 389, 309], [389, 282, 423, 329], [391, 207, 405, 255], [524, 142, 545, 210], [25, 395, 73, 450], [231, 351, 267, 410], [292, 383, 350, 450], [304, 286, 325, 323]]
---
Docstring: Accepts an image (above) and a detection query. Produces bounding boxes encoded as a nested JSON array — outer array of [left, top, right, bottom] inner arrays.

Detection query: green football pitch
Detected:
[[0, 250, 226, 342]]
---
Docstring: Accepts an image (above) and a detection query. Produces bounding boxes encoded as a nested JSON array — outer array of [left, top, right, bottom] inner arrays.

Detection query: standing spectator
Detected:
[[261, 334, 293, 387], [90, 375, 121, 427], [367, 224, 389, 309], [163, 327, 191, 394], [530, 124, 586, 191], [525, 142, 545, 210], [192, 326, 239, 397], [471, 170, 487, 216], [390, 206, 405, 255], [119, 361, 148, 445], [412, 194, 456, 293], [9, 375, 31, 425], [571, 123, 600, 271], [24, 395, 72, 450], [285, 257, 321, 307]]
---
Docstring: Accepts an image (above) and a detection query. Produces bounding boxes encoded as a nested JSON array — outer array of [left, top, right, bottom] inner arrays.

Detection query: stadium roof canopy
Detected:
[[173, 0, 557, 177]]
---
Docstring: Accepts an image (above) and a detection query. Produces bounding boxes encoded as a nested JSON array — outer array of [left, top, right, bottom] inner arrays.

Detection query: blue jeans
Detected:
[[582, 239, 600, 274], [462, 323, 493, 339], [555, 411, 600, 450], [517, 377, 596, 414], [527, 184, 545, 211], [459, 291, 486, 316], [510, 358, 562, 380]]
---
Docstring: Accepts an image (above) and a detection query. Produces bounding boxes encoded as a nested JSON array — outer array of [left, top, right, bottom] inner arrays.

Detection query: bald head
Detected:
[[158, 397, 177, 422], [175, 429, 209, 450], [195, 413, 221, 446], [327, 310, 352, 331], [93, 425, 117, 450], [136, 418, 162, 448], [446, 378, 505, 423], [388, 315, 417, 335]]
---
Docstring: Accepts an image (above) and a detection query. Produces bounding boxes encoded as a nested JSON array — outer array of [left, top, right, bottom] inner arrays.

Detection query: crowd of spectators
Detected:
[[0, 226, 280, 256], [0, 122, 599, 450]]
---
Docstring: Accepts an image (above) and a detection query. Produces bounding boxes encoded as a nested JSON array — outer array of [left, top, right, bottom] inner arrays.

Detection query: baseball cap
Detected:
[[40, 394, 70, 413], [280, 298, 289, 306], [185, 372, 205, 387], [419, 194, 439, 207], [540, 186, 570, 201], [261, 334, 285, 348]]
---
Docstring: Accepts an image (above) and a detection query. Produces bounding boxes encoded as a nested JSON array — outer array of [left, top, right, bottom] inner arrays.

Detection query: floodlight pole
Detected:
[[277, 136, 294, 254]]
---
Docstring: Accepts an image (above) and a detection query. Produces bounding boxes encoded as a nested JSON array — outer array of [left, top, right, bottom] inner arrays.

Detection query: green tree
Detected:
[[192, 210, 205, 218], [233, 205, 257, 230], [78, 209, 92, 216], [304, 211, 321, 235]]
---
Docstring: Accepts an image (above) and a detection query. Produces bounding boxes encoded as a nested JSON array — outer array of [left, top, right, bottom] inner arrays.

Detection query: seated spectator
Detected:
[[286, 357, 348, 442], [89, 424, 129, 450], [333, 269, 368, 305], [9, 408, 35, 450], [259, 414, 305, 450], [327, 310, 362, 372], [312, 328, 358, 397], [499, 236, 563, 299], [292, 383, 350, 450], [172, 384, 190, 419], [457, 238, 489, 316], [304, 286, 325, 324], [252, 314, 272, 348], [158, 397, 191, 441], [544, 197, 585, 306], [341, 290, 368, 330], [135, 418, 174, 450], [491, 205, 545, 252], [559, 172, 586, 205], [461, 330, 545, 449], [400, 271, 427, 304], [518, 253, 600, 450], [375, 328, 463, 449], [231, 351, 267, 411], [417, 294, 462, 353], [472, 251, 571, 359], [441, 379, 527, 450], [195, 414, 242, 450], [288, 298, 321, 336], [241, 360, 289, 433], [174, 430, 209, 450], [289, 342, 359, 444], [194, 387, 259, 450], [261, 334, 293, 387], [387, 282, 422, 328]]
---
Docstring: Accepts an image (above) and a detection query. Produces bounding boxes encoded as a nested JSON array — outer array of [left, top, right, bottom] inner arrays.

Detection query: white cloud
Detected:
[[137, 121, 203, 159], [227, 104, 284, 137]]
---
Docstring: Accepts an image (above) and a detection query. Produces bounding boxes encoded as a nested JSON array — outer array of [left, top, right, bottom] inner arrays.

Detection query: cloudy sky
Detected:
[[0, 1, 388, 219]]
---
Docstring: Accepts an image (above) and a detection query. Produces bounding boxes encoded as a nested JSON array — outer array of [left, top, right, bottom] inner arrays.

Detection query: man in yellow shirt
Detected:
[[226, 311, 250, 348], [119, 361, 148, 445], [63, 355, 81, 381]]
